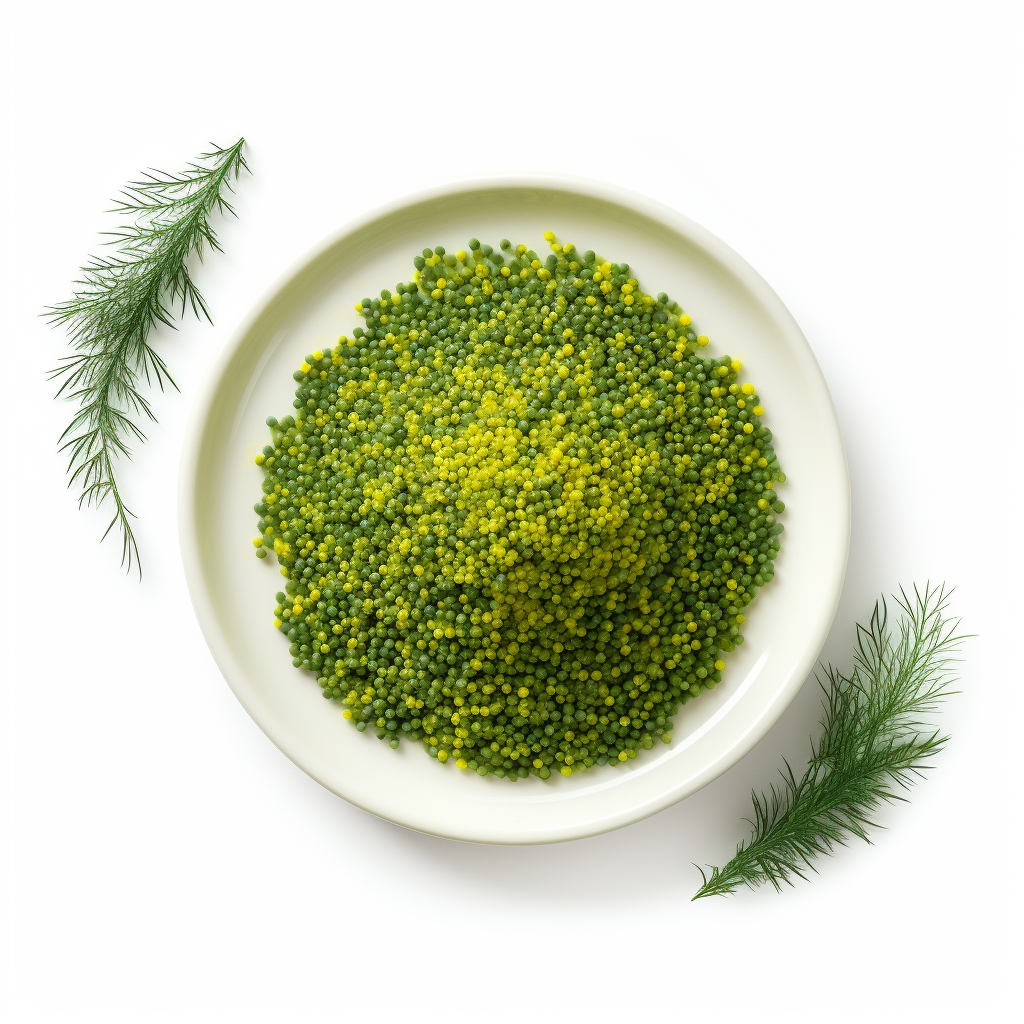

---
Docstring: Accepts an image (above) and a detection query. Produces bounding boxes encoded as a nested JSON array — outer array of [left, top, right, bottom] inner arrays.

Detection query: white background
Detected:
[[1, 2, 1020, 1021]]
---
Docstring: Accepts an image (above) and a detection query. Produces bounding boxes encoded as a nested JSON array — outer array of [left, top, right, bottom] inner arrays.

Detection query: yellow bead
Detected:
[[257, 233, 786, 782]]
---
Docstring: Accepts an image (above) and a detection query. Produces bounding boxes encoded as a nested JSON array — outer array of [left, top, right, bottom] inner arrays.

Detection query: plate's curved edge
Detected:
[[178, 174, 851, 845]]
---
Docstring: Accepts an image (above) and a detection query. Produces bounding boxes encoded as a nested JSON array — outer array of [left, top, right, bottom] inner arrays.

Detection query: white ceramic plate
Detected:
[[179, 176, 849, 845]]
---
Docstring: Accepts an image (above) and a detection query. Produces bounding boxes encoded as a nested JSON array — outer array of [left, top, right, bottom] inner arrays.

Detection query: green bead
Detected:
[[254, 232, 786, 780]]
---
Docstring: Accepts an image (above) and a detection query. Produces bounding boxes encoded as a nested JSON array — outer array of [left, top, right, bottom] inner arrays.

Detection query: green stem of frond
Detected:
[[48, 138, 247, 576], [693, 586, 963, 899]]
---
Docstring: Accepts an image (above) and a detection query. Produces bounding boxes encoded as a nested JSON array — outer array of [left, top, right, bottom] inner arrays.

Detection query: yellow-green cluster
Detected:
[[253, 234, 785, 780]]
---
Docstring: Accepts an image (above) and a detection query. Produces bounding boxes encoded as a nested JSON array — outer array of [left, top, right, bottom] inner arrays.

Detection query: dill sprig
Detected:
[[693, 584, 963, 899], [47, 138, 248, 575]]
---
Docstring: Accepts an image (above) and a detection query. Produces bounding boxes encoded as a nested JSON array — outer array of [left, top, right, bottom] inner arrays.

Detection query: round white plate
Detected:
[[179, 176, 849, 845]]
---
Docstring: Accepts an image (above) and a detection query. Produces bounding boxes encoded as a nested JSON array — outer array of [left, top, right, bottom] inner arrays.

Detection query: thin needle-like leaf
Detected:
[[47, 138, 248, 576], [693, 584, 964, 898]]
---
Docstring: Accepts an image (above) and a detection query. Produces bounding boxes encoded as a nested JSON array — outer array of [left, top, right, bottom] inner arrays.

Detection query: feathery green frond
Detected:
[[693, 584, 962, 898], [48, 138, 248, 576]]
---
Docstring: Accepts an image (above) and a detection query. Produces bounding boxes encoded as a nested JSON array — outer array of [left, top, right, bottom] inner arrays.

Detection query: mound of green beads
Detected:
[[252, 233, 785, 780]]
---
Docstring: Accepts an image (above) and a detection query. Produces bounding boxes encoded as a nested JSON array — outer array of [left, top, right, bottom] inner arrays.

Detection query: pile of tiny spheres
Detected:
[[252, 233, 785, 780]]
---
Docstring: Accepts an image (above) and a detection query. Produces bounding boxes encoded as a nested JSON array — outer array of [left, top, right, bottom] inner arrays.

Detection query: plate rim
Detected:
[[179, 173, 851, 844]]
